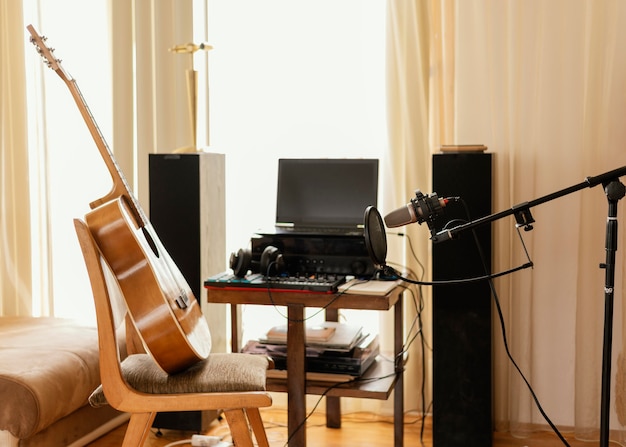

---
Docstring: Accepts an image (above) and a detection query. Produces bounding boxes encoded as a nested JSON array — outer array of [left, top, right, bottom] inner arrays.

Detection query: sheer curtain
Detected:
[[0, 0, 32, 316], [2, 0, 196, 321], [389, 0, 626, 440], [385, 0, 434, 414]]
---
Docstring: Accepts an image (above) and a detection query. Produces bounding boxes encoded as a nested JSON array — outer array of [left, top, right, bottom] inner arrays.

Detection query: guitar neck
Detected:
[[67, 80, 141, 212], [27, 24, 146, 228]]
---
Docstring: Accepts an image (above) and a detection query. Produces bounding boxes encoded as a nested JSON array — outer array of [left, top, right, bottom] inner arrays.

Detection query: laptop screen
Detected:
[[275, 158, 379, 229]]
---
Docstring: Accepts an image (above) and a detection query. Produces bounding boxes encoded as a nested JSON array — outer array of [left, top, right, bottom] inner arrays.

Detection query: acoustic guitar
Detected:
[[27, 25, 212, 374]]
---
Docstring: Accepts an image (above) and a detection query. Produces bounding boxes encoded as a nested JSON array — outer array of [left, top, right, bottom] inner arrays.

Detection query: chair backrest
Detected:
[[74, 218, 136, 408]]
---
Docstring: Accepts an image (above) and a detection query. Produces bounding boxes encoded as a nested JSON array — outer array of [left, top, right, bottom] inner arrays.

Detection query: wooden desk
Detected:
[[205, 283, 405, 447]]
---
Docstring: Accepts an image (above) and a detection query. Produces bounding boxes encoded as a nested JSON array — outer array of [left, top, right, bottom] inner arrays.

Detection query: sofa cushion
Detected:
[[0, 317, 101, 439]]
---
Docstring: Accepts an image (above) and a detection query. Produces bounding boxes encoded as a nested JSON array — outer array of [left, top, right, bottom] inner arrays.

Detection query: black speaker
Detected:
[[149, 152, 225, 431], [432, 152, 493, 447]]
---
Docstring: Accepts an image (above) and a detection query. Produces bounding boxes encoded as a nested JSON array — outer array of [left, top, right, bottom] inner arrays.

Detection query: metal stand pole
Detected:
[[599, 180, 625, 447]]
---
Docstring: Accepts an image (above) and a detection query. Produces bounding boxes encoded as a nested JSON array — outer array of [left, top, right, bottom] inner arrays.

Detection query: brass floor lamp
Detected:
[[170, 42, 212, 152]]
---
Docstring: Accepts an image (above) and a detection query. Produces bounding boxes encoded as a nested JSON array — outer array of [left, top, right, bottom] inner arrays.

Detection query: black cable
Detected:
[[263, 255, 428, 445], [402, 285, 428, 446], [456, 198, 571, 447], [387, 231, 430, 445], [388, 198, 569, 444], [382, 262, 534, 286]]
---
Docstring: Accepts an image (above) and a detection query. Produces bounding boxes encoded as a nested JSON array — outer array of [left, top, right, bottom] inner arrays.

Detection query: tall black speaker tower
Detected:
[[432, 152, 492, 446], [148, 152, 225, 431]]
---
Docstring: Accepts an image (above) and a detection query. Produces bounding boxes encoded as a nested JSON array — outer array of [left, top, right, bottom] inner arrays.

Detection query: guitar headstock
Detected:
[[26, 24, 71, 82]]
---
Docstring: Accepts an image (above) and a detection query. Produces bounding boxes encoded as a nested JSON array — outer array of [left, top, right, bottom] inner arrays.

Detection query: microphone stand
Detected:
[[431, 166, 626, 447]]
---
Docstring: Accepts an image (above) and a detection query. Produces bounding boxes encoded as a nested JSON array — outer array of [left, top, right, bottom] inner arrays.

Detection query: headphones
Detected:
[[230, 245, 286, 277]]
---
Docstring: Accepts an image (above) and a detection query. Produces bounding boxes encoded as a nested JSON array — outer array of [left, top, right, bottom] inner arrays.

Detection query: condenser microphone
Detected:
[[384, 190, 449, 228]]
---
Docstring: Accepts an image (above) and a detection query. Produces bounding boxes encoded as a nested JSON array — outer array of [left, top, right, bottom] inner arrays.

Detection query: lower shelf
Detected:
[[266, 355, 401, 400]]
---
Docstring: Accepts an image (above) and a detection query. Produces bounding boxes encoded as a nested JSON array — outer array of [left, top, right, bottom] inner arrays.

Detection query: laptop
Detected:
[[274, 158, 379, 236]]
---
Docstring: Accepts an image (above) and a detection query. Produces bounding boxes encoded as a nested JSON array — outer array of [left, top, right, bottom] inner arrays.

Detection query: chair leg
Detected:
[[223, 408, 254, 447], [246, 408, 270, 447], [123, 412, 156, 447]]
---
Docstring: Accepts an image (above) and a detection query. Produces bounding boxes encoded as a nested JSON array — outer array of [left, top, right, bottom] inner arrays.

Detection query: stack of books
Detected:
[[242, 322, 379, 382]]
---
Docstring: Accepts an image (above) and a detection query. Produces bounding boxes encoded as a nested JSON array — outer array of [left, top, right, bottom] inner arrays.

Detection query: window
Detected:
[[25, 0, 111, 320], [205, 1, 387, 340]]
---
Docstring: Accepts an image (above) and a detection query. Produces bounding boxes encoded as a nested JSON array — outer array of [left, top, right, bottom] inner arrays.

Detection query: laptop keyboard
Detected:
[[205, 272, 346, 293]]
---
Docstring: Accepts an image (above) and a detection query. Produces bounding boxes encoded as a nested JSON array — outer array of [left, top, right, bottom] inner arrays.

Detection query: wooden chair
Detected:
[[73, 218, 273, 447]]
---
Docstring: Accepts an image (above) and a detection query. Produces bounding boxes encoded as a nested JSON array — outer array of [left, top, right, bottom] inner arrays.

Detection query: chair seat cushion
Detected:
[[89, 353, 270, 407]]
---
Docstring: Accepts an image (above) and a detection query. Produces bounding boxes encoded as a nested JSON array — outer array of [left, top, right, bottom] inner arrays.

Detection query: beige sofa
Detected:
[[0, 317, 128, 446]]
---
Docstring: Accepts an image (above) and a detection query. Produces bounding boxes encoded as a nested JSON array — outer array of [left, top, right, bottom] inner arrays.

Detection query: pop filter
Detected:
[[364, 206, 388, 270]]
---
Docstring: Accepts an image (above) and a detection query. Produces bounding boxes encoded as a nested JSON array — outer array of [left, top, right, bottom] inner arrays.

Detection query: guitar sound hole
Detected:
[[142, 227, 160, 258]]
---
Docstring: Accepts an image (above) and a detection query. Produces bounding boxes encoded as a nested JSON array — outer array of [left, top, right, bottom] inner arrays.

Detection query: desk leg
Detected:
[[394, 296, 404, 447], [288, 303, 306, 447], [325, 308, 341, 428], [230, 304, 239, 353]]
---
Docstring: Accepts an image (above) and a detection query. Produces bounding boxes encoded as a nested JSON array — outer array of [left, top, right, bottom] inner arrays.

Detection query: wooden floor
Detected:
[[87, 408, 592, 446]]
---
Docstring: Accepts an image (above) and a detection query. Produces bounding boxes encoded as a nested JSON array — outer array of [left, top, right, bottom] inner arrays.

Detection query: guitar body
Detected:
[[86, 197, 211, 374]]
